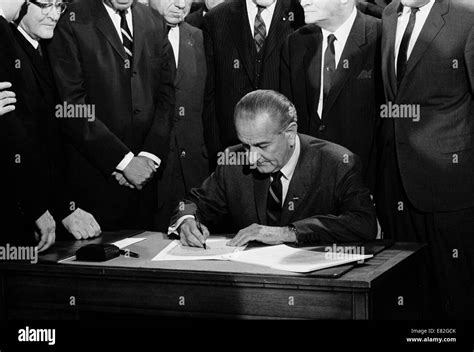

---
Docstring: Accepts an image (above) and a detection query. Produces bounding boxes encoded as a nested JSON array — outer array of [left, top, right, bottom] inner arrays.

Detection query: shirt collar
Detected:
[[399, 0, 435, 15], [0, 7, 5, 19], [103, 0, 131, 14], [321, 6, 357, 42], [17, 25, 39, 49], [279, 134, 301, 181], [246, 0, 277, 14]]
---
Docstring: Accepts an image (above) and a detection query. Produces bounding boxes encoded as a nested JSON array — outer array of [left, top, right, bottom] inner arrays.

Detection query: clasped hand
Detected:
[[113, 156, 157, 190]]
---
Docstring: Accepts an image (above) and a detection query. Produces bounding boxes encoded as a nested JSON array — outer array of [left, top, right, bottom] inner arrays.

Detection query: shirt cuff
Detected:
[[167, 215, 195, 236], [115, 152, 134, 172], [138, 152, 161, 168]]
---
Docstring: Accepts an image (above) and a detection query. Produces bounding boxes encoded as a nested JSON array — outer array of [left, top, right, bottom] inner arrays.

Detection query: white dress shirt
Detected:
[[168, 25, 180, 68], [0, 8, 5, 19], [102, 1, 161, 171], [394, 0, 435, 75], [168, 135, 302, 234], [318, 7, 357, 119], [246, 0, 276, 37]]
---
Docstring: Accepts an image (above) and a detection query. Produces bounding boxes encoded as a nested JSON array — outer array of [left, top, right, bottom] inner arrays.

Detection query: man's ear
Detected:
[[284, 122, 298, 145]]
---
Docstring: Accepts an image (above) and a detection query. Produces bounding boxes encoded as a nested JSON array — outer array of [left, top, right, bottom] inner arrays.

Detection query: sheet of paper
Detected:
[[112, 237, 146, 249], [231, 245, 373, 273], [152, 238, 246, 261]]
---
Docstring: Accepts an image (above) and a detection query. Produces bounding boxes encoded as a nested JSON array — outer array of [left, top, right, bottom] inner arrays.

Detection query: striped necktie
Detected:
[[119, 10, 133, 66], [267, 171, 283, 226], [254, 5, 266, 53]]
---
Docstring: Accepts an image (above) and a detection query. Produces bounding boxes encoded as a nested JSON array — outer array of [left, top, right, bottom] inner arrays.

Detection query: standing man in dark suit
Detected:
[[1, 0, 101, 250], [280, 0, 382, 190], [48, 0, 175, 231], [202, 0, 304, 167], [169, 90, 376, 247], [150, 0, 210, 231], [377, 0, 474, 318]]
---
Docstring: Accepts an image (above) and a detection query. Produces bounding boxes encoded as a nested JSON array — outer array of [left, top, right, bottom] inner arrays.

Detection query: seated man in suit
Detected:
[[280, 0, 383, 192], [169, 90, 376, 247], [0, 81, 15, 116]]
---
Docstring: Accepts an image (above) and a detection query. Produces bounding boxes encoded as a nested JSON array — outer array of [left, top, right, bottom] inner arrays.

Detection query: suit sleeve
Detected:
[[47, 14, 131, 177], [202, 15, 222, 168], [141, 36, 174, 163], [169, 165, 229, 229], [292, 155, 377, 244]]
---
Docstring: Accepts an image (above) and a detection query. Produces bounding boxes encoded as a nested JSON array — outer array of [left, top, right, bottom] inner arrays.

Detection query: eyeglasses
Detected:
[[28, 0, 68, 15]]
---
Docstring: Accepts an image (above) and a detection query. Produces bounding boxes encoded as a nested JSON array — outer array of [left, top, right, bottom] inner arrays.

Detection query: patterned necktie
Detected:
[[119, 10, 133, 66], [254, 5, 266, 53], [267, 171, 283, 226], [323, 34, 337, 105], [397, 7, 419, 86]]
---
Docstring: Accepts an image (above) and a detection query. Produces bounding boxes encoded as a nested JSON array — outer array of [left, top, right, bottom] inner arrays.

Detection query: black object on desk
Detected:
[[76, 244, 140, 262]]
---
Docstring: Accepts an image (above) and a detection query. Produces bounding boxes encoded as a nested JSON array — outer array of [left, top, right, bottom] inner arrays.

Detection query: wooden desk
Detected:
[[0, 232, 427, 320]]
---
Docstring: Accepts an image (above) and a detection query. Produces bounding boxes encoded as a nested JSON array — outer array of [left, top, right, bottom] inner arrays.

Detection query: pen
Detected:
[[119, 249, 140, 258], [194, 211, 207, 250]]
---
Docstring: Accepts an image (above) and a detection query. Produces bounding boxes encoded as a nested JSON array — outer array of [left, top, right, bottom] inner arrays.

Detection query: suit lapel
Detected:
[[234, 0, 255, 84], [176, 24, 196, 87], [398, 0, 449, 92], [280, 137, 313, 225], [303, 26, 323, 121], [131, 5, 146, 71], [383, 2, 399, 100], [263, 0, 288, 60], [94, 1, 127, 61], [253, 172, 270, 225], [323, 11, 367, 119], [11, 25, 53, 89]]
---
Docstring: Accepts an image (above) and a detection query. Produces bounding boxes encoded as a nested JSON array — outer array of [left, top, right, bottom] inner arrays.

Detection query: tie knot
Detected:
[[410, 7, 420, 14], [271, 171, 283, 182], [257, 5, 265, 14], [119, 9, 128, 19], [328, 34, 337, 45]]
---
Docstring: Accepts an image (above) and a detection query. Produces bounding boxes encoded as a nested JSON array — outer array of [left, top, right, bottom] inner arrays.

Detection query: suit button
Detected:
[[180, 150, 186, 158], [134, 109, 140, 115], [256, 59, 261, 64], [319, 125, 326, 132]]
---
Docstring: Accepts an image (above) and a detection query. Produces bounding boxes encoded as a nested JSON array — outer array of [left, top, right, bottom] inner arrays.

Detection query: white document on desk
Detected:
[[152, 238, 247, 261], [231, 245, 373, 273]]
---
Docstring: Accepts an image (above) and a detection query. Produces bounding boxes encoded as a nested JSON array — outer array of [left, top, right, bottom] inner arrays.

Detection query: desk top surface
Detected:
[[0, 231, 425, 289]]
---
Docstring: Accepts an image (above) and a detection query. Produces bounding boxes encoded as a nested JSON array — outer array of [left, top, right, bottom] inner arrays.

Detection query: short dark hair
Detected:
[[234, 90, 298, 131]]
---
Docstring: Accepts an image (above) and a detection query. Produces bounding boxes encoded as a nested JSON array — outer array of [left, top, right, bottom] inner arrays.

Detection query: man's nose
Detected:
[[248, 147, 260, 165], [174, 0, 186, 9]]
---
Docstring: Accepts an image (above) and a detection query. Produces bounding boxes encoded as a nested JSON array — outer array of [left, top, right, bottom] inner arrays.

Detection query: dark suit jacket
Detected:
[[47, 0, 175, 228], [156, 22, 209, 229], [0, 18, 69, 243], [171, 134, 377, 244], [381, 0, 474, 212], [185, 7, 205, 29], [281, 11, 383, 191], [202, 0, 304, 161]]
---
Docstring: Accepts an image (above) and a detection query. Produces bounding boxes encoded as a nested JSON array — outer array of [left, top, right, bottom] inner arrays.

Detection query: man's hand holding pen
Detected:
[[178, 216, 210, 249]]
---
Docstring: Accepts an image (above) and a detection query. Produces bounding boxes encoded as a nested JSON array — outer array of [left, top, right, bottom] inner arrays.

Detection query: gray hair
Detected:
[[234, 90, 298, 131]]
